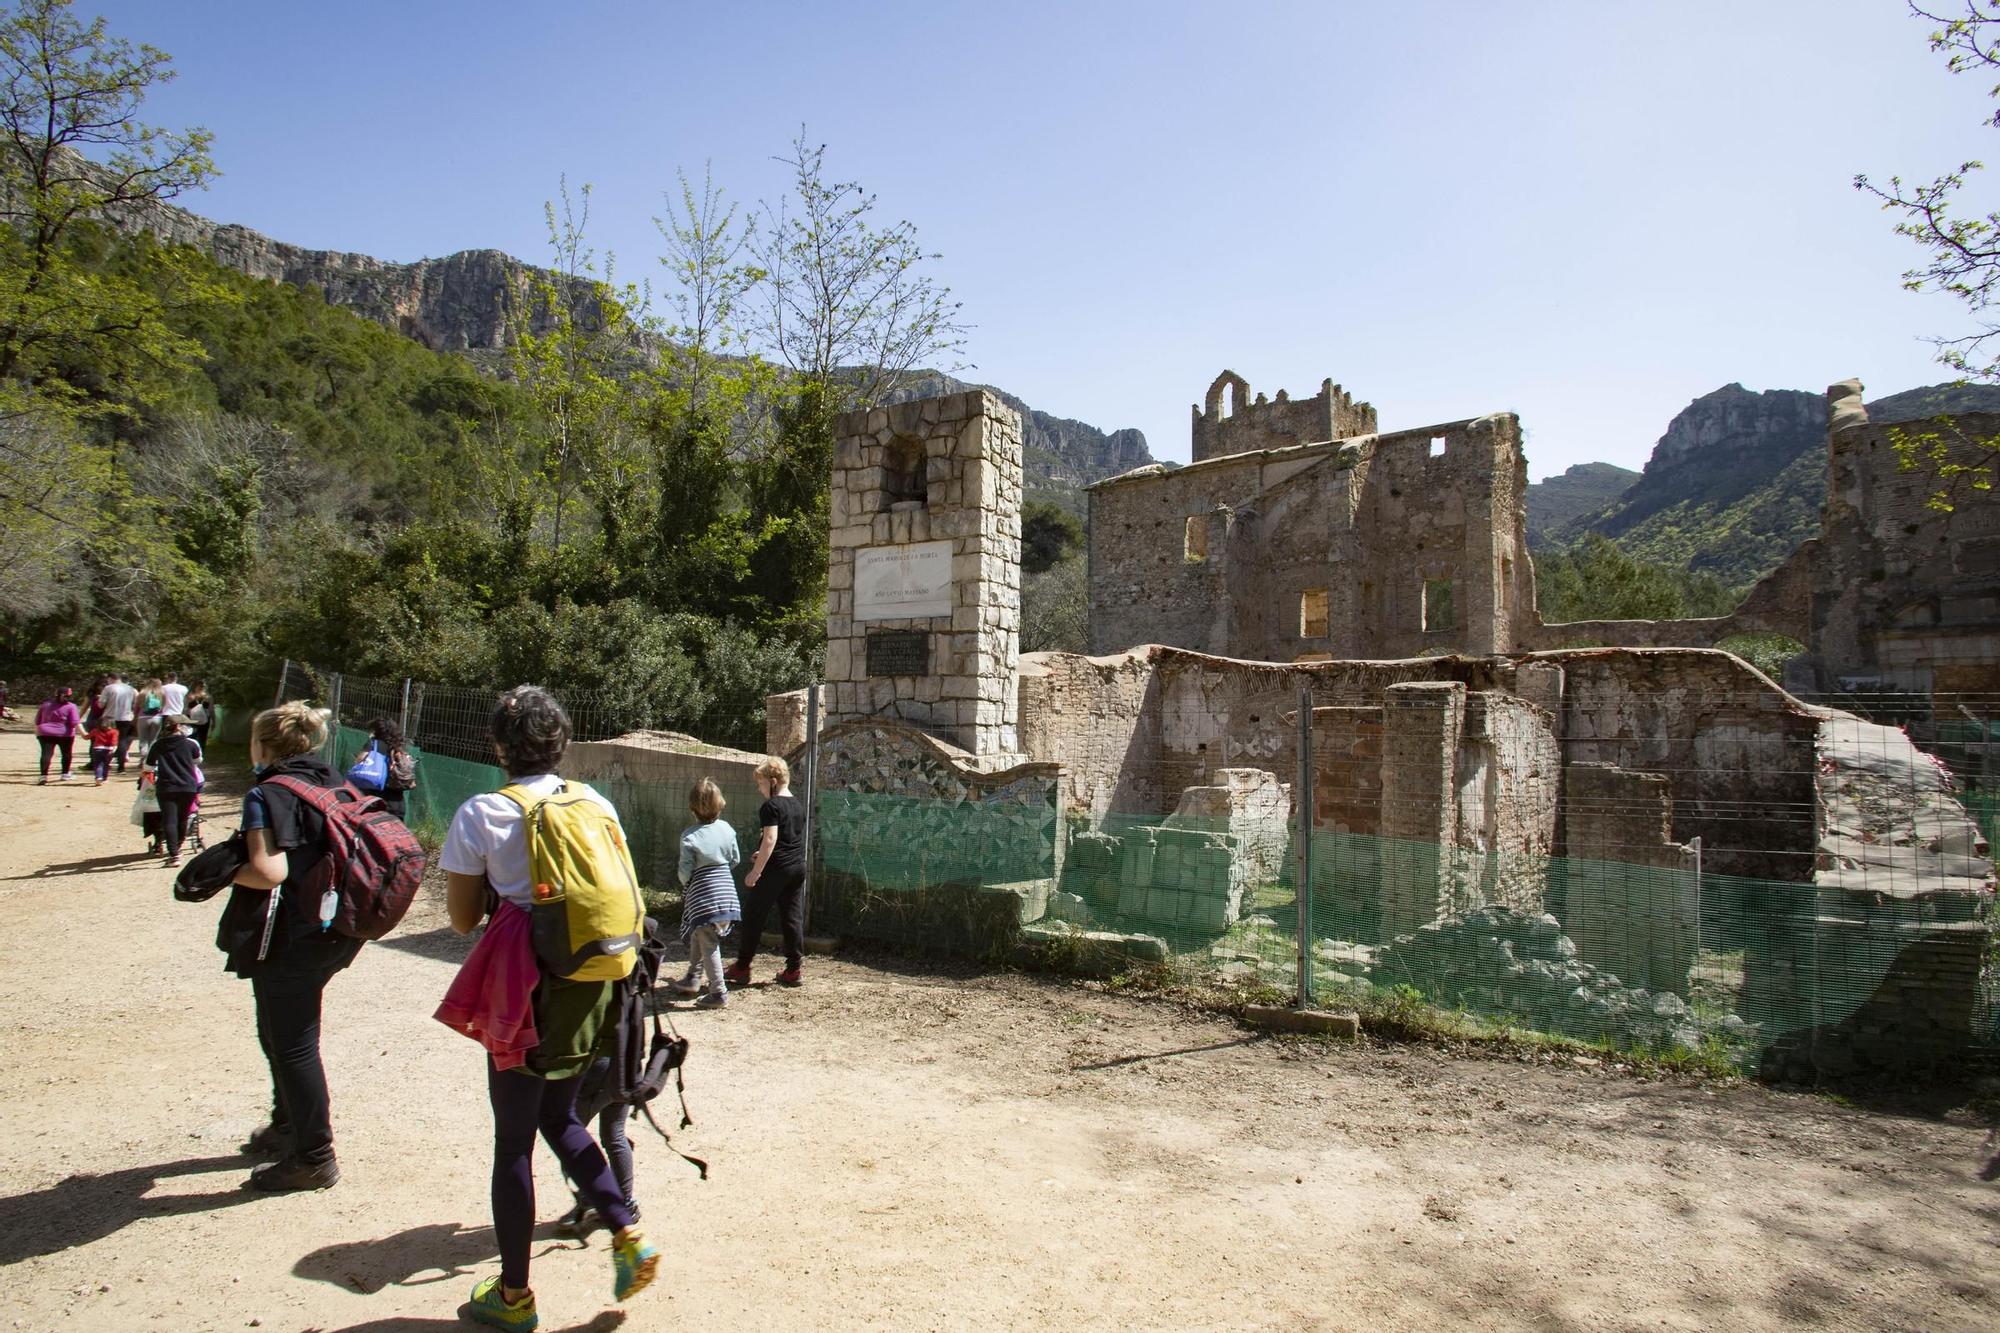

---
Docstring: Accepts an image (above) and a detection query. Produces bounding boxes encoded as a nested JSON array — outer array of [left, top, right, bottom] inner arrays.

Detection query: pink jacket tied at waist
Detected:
[[435, 901, 539, 1070]]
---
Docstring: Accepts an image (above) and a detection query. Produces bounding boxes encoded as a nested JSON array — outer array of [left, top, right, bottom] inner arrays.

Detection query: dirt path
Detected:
[[0, 728, 1995, 1332]]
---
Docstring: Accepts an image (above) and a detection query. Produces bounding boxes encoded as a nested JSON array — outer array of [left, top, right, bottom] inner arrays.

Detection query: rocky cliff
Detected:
[[1524, 461, 1639, 548], [111, 191, 1152, 494], [1553, 384, 1828, 585]]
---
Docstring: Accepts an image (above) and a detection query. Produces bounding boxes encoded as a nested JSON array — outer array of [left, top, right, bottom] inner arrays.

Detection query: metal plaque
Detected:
[[854, 540, 953, 621], [866, 630, 931, 677]]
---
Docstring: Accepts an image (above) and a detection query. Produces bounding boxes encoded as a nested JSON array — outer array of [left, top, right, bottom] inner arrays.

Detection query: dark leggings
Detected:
[[489, 1064, 634, 1290], [36, 735, 73, 778], [252, 944, 359, 1163], [158, 791, 197, 857], [737, 863, 807, 970]]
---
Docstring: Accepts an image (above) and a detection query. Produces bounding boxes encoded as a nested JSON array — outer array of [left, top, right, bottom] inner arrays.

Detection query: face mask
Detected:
[[252, 762, 271, 777]]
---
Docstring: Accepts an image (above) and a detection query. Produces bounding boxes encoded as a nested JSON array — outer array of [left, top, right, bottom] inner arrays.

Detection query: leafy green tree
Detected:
[[1021, 555, 1089, 653], [1022, 500, 1085, 575], [1856, 1, 2000, 506], [1537, 534, 1704, 623]]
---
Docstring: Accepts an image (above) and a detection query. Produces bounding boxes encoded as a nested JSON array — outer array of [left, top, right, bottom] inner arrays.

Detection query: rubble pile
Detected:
[[1372, 906, 1756, 1055]]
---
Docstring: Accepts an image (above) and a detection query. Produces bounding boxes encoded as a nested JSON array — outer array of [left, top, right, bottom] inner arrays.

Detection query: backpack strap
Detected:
[[263, 773, 355, 813]]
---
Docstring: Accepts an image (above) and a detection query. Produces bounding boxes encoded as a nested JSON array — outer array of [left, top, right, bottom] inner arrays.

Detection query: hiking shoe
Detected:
[[611, 1229, 660, 1301], [722, 961, 751, 987], [467, 1275, 539, 1330], [241, 1122, 292, 1156], [162, 855, 179, 868], [693, 989, 727, 1009], [667, 975, 702, 997], [247, 1154, 339, 1191], [775, 966, 803, 987]]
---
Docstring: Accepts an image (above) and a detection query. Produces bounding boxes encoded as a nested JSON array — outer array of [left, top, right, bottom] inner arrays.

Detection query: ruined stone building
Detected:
[[1802, 380, 2000, 694], [1089, 370, 1813, 663]]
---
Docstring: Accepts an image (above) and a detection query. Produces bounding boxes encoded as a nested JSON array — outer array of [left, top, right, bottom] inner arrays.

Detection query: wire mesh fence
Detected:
[[263, 660, 2000, 1077]]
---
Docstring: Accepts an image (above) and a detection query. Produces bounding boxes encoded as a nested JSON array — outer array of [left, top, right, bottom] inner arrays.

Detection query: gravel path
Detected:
[[0, 727, 1995, 1332]]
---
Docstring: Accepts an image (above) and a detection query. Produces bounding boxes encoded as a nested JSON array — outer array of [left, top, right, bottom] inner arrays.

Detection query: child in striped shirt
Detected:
[[673, 778, 741, 1009]]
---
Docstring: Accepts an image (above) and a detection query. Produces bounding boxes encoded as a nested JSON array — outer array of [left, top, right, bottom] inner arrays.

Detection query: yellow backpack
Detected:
[[501, 781, 644, 981]]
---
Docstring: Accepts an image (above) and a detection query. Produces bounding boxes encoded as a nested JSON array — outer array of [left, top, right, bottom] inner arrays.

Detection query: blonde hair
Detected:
[[252, 701, 330, 760], [688, 777, 726, 822], [755, 756, 789, 788]]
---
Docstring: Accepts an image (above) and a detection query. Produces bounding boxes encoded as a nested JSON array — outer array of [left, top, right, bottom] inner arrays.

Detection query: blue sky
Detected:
[[87, 0, 2000, 477]]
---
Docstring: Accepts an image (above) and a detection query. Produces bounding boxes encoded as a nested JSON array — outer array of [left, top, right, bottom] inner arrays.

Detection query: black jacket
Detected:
[[215, 754, 358, 977], [148, 733, 203, 795]]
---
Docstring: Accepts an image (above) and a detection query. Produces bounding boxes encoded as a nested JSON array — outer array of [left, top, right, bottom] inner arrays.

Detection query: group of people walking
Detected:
[[23, 671, 216, 867], [168, 683, 808, 1330]]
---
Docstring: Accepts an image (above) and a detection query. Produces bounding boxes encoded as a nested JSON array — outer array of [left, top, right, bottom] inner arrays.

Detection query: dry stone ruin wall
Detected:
[[1190, 371, 1377, 462], [1805, 380, 2000, 694]]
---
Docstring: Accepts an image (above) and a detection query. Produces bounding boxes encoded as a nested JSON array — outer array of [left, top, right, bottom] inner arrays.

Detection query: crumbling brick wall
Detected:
[[1190, 371, 1376, 462]]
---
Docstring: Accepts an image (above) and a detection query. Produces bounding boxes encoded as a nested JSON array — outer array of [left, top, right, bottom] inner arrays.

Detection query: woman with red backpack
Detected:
[[218, 701, 362, 1192]]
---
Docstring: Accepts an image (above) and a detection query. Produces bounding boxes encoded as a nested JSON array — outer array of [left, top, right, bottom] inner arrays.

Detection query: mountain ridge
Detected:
[[108, 189, 1157, 495]]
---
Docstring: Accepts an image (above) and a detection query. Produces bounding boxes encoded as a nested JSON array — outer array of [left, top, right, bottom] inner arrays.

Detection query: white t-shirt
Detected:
[[439, 773, 624, 910], [160, 683, 188, 714], [101, 681, 135, 723]]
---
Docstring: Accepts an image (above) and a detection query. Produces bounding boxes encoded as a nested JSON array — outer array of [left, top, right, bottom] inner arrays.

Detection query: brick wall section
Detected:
[[825, 390, 1024, 756], [1562, 762, 1700, 995], [1379, 682, 1465, 939]]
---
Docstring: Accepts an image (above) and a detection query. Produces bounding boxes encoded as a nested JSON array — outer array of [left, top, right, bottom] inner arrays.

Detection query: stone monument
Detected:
[[825, 389, 1025, 757]]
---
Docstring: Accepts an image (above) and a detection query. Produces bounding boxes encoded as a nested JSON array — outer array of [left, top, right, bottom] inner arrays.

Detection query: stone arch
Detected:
[[1204, 370, 1249, 420]]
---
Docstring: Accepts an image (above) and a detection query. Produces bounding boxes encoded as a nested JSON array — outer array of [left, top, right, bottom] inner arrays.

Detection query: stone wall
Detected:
[[1561, 763, 1701, 996], [812, 720, 1061, 951], [1535, 647, 1821, 880], [1089, 411, 1538, 661], [825, 390, 1024, 756], [1190, 371, 1376, 463], [1803, 380, 2000, 694], [561, 731, 769, 893]]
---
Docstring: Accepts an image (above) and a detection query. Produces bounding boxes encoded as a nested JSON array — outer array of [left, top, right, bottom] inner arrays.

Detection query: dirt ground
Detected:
[[1, 728, 1997, 1333]]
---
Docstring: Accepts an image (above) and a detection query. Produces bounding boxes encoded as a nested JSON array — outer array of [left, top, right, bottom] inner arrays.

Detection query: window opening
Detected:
[[1184, 515, 1208, 563], [1429, 435, 1447, 458], [1299, 588, 1329, 638]]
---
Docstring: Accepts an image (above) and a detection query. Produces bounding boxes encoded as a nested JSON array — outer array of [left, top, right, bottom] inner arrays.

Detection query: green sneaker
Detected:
[[611, 1229, 660, 1302], [467, 1275, 538, 1330]]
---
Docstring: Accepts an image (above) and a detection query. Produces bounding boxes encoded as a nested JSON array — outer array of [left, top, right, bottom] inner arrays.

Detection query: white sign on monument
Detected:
[[855, 540, 953, 621]]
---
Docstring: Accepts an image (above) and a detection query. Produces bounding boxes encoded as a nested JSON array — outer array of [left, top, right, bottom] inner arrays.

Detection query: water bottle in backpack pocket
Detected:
[[261, 775, 426, 939]]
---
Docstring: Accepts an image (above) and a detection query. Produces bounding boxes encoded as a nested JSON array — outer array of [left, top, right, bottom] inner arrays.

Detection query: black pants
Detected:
[[378, 787, 406, 820], [36, 735, 73, 778], [190, 723, 210, 748], [737, 863, 806, 970], [252, 942, 361, 1162], [113, 720, 135, 771], [158, 791, 197, 857]]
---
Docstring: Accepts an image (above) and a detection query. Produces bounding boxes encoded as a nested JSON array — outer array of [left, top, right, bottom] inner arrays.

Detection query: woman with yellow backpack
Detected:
[[438, 685, 660, 1330]]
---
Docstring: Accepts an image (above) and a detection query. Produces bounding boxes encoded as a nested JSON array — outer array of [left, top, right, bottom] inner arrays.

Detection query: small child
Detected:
[[88, 719, 117, 785], [674, 778, 741, 1009]]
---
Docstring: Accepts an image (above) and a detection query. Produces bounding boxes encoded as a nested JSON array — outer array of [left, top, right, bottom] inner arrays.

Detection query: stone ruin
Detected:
[[766, 373, 1997, 1079]]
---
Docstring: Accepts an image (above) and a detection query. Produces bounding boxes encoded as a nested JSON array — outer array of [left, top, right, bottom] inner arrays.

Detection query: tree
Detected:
[[1021, 555, 1088, 653], [750, 128, 967, 412], [1022, 500, 1084, 574], [0, 0, 218, 642], [0, 0, 216, 404], [1856, 2, 2000, 507]]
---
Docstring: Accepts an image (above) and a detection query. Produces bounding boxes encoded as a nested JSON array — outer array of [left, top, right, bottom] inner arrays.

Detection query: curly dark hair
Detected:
[[490, 685, 571, 776]]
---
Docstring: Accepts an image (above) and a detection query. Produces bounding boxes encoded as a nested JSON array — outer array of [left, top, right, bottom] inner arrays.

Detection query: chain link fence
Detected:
[[265, 660, 1999, 1077]]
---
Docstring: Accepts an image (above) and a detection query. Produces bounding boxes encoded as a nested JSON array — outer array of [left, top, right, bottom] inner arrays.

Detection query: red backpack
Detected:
[[262, 775, 426, 939]]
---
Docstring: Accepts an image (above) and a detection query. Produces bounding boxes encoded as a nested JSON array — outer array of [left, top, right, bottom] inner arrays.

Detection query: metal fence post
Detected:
[[274, 659, 290, 707], [1296, 687, 1316, 1009], [326, 672, 343, 761], [801, 682, 821, 936], [399, 678, 412, 736]]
